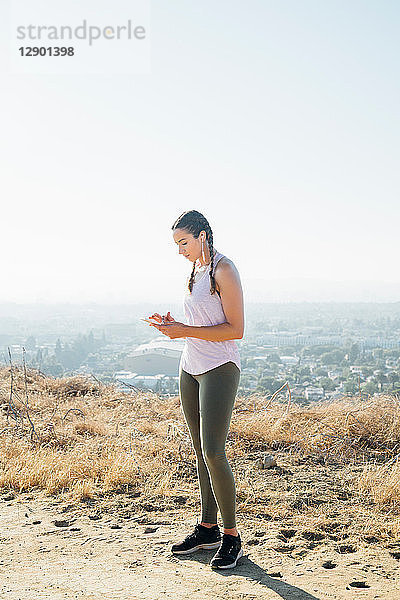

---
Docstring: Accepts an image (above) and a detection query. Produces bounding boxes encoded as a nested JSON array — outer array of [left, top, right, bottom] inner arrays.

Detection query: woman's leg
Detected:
[[196, 362, 240, 531], [178, 367, 219, 525]]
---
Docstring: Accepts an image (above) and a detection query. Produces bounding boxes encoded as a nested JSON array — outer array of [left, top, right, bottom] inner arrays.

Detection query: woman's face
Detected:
[[173, 228, 204, 262]]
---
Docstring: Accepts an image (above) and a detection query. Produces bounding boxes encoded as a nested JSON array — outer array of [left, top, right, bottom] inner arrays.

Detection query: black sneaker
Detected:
[[171, 524, 221, 555], [210, 533, 243, 569]]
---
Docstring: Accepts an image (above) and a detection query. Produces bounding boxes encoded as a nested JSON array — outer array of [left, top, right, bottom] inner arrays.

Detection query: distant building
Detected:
[[291, 384, 305, 398], [328, 370, 341, 380], [253, 356, 270, 365], [361, 337, 400, 349], [129, 374, 164, 392], [301, 327, 323, 335], [279, 355, 299, 365], [114, 370, 138, 385], [305, 387, 325, 401], [124, 337, 185, 376], [257, 333, 342, 347], [114, 370, 179, 393]]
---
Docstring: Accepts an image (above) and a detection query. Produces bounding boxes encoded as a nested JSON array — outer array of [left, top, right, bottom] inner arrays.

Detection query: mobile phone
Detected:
[[140, 317, 163, 324]]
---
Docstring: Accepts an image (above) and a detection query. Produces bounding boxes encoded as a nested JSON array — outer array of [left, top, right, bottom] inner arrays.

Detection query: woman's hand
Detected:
[[147, 311, 185, 338], [148, 312, 164, 323], [148, 311, 176, 324], [149, 319, 187, 339], [162, 311, 175, 323]]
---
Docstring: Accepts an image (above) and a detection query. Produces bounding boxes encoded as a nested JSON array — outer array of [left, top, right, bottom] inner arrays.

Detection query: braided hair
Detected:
[[172, 210, 217, 295]]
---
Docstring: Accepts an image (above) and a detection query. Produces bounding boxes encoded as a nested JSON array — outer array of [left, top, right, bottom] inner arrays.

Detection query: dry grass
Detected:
[[231, 392, 400, 460], [1, 365, 400, 538]]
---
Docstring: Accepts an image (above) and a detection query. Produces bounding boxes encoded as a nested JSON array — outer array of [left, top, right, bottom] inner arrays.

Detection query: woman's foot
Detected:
[[171, 524, 221, 555], [210, 532, 243, 569]]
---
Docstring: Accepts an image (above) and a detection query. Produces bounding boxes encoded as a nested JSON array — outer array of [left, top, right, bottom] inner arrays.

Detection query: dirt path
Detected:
[[1, 490, 399, 600]]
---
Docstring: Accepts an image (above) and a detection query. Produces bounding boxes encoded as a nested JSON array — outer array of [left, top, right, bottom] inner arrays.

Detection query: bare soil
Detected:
[[1, 452, 399, 600]]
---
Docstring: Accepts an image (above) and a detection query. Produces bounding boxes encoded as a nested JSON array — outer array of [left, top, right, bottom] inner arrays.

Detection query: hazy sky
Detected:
[[1, 1, 399, 304]]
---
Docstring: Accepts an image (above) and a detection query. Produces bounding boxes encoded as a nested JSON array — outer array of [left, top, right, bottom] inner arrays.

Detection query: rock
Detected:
[[172, 496, 187, 505], [322, 560, 337, 569], [144, 526, 158, 534], [53, 519, 70, 527], [247, 539, 260, 545], [349, 581, 370, 588], [254, 453, 277, 469]]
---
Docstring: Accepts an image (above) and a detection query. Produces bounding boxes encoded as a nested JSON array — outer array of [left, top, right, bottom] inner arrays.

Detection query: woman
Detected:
[[147, 209, 244, 570]]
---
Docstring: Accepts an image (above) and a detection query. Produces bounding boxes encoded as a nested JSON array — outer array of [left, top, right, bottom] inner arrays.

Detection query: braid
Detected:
[[171, 209, 216, 295], [188, 260, 196, 293], [206, 225, 217, 295]]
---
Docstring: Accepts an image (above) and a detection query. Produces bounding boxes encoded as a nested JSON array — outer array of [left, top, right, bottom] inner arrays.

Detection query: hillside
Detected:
[[0, 366, 399, 599]]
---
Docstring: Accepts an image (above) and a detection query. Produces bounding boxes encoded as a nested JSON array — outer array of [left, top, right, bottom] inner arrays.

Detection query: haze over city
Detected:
[[1, 0, 399, 304]]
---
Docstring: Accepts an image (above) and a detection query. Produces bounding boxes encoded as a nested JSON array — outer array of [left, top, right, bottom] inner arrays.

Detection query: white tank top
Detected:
[[179, 250, 241, 376]]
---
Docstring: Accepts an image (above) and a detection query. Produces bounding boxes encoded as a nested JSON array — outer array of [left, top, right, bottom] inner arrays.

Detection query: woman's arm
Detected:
[[186, 259, 244, 340], [183, 322, 242, 341], [151, 259, 244, 341]]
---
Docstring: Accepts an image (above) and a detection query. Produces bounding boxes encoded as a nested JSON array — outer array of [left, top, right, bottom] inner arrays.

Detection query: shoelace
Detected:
[[218, 535, 236, 556], [185, 525, 204, 542]]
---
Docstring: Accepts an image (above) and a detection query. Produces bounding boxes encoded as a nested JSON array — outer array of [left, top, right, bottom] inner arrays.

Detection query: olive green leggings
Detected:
[[179, 361, 240, 529]]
